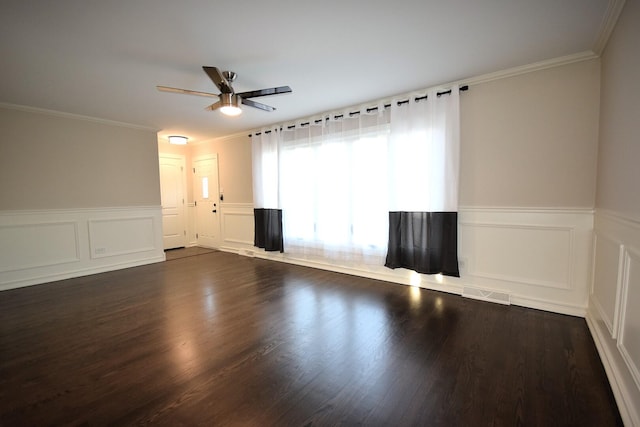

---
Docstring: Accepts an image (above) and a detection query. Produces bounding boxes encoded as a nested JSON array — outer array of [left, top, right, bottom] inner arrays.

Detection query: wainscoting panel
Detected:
[[246, 207, 594, 317], [587, 209, 640, 427], [462, 223, 573, 290], [0, 221, 79, 272], [89, 217, 156, 259], [618, 247, 640, 391], [219, 203, 254, 252], [0, 207, 164, 291], [591, 232, 624, 338], [457, 208, 593, 316]]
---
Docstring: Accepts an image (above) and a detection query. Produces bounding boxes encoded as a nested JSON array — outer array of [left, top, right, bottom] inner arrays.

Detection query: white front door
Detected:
[[159, 154, 186, 249], [193, 155, 220, 248]]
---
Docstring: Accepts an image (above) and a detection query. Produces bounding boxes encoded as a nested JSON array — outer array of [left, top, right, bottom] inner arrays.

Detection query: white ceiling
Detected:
[[0, 0, 613, 142]]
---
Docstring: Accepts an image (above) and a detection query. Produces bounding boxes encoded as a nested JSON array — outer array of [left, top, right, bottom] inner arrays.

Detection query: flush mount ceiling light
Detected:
[[218, 93, 242, 116], [168, 135, 188, 145]]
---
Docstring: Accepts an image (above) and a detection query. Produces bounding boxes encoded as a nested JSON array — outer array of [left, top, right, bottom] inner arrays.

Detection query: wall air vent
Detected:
[[462, 286, 511, 305]]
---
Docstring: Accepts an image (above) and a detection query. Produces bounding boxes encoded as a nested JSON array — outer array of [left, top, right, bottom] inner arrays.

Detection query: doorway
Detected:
[[159, 154, 187, 249], [193, 155, 221, 248]]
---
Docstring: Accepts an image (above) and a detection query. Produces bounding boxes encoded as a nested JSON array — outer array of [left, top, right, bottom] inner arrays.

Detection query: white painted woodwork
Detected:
[[588, 210, 640, 427], [159, 155, 187, 249], [0, 206, 164, 290], [591, 232, 624, 337], [193, 155, 221, 249]]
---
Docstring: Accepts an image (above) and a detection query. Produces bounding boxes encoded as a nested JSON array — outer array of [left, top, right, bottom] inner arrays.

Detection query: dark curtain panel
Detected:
[[385, 211, 459, 277], [254, 208, 284, 252]]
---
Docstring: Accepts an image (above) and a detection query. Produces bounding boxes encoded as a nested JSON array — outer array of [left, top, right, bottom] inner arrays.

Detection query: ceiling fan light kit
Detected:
[[157, 66, 292, 117], [218, 93, 242, 116]]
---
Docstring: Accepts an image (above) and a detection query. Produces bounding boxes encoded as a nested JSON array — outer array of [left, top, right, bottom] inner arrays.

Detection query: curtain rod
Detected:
[[250, 85, 468, 137]]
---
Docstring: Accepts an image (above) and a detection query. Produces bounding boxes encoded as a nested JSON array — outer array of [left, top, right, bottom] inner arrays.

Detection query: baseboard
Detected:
[[219, 245, 586, 316], [586, 310, 639, 426], [0, 255, 165, 291]]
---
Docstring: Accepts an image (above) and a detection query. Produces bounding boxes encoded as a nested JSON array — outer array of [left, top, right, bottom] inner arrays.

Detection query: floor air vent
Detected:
[[238, 249, 255, 257], [462, 286, 511, 305]]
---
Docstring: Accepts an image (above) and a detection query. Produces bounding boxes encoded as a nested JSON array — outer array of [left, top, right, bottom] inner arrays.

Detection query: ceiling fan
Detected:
[[157, 66, 292, 116]]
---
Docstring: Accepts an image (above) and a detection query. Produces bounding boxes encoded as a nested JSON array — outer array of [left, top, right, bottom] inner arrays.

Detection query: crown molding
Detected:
[[0, 102, 158, 132], [592, 0, 627, 55], [194, 130, 251, 145], [459, 51, 599, 88]]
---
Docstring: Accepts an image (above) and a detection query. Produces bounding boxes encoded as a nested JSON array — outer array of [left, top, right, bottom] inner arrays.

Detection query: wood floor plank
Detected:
[[0, 251, 623, 426]]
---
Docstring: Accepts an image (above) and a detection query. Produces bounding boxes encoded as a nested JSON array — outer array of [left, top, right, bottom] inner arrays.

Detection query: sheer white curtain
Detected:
[[384, 88, 461, 276], [279, 107, 390, 265], [388, 89, 460, 212], [252, 127, 283, 252], [252, 87, 461, 276]]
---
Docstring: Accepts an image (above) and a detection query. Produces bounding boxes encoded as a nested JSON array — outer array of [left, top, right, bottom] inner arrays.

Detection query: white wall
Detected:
[[588, 0, 640, 425]]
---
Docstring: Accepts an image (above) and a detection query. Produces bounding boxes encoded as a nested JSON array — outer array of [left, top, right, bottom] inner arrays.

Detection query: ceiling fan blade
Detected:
[[236, 86, 292, 99], [241, 98, 275, 112], [205, 101, 222, 111], [203, 66, 233, 94], [156, 85, 219, 98]]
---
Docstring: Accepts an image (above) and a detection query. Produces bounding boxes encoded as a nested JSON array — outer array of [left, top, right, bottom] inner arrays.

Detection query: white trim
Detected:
[[0, 206, 164, 291], [217, 206, 594, 317], [459, 221, 575, 290], [587, 311, 639, 427], [0, 102, 158, 132], [597, 208, 640, 228], [88, 216, 157, 258], [460, 51, 599, 87], [458, 206, 594, 215], [511, 294, 586, 317], [590, 208, 640, 426], [617, 247, 640, 392], [0, 256, 165, 291], [236, 247, 589, 317], [0, 220, 81, 272], [194, 130, 251, 145], [591, 232, 626, 338], [221, 202, 254, 209], [592, 0, 627, 55], [0, 205, 161, 217], [592, 226, 632, 341]]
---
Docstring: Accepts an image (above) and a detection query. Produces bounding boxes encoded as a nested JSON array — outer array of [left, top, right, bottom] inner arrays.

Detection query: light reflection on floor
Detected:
[[284, 283, 392, 406]]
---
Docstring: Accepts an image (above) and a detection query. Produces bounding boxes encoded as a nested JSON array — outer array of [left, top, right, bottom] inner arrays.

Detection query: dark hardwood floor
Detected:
[[0, 251, 622, 426]]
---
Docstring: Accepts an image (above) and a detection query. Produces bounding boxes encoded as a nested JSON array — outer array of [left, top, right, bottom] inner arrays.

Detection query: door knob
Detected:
[[212, 209, 217, 213]]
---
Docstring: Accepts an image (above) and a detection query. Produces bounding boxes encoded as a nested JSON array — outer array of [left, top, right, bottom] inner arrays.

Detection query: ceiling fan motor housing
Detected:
[[222, 71, 237, 83], [220, 92, 240, 105]]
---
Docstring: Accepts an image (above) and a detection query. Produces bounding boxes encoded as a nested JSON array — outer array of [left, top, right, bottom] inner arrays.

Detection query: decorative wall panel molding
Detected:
[[89, 216, 156, 259], [457, 208, 593, 316], [587, 209, 640, 427], [591, 232, 625, 338], [243, 207, 594, 317], [618, 247, 640, 392], [219, 203, 254, 251], [0, 206, 164, 291], [460, 222, 574, 290], [0, 221, 80, 272]]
